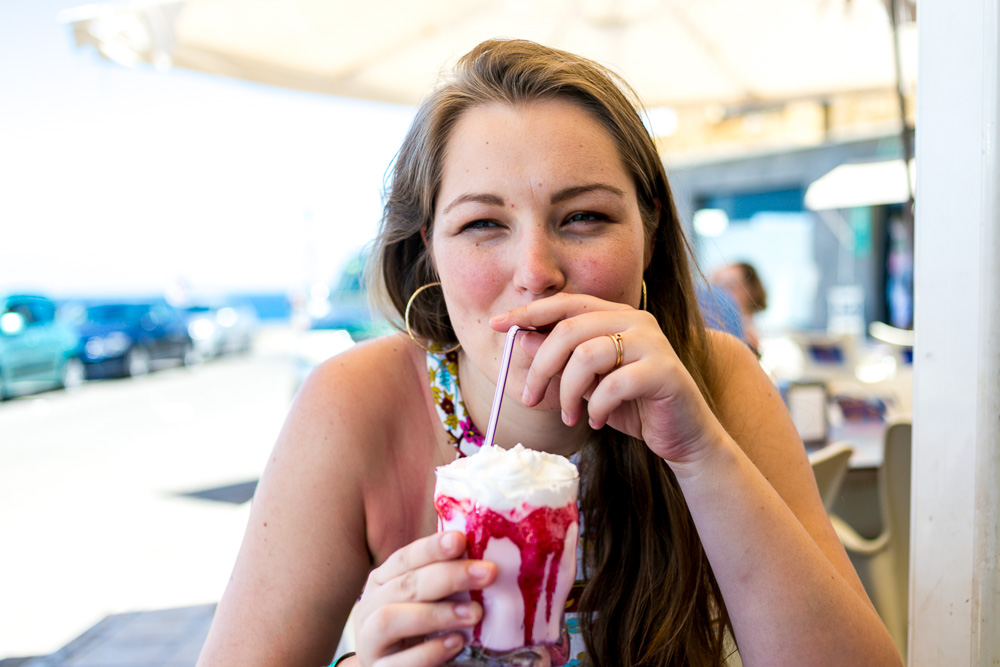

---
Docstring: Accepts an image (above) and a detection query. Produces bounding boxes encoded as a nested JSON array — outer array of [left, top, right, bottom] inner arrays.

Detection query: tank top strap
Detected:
[[426, 350, 485, 458]]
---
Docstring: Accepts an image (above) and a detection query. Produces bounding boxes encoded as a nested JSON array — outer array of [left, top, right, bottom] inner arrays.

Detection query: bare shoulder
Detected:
[[702, 332, 782, 426], [285, 332, 446, 554], [701, 329, 846, 549], [297, 331, 428, 416], [701, 329, 808, 484], [271, 334, 417, 482], [288, 332, 448, 490]]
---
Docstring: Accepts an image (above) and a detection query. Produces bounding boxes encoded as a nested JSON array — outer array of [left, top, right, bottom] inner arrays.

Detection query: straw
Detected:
[[482, 324, 524, 449]]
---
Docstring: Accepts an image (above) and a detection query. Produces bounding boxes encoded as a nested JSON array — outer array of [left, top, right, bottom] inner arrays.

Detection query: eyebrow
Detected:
[[550, 183, 626, 204], [442, 183, 626, 215], [442, 193, 505, 215]]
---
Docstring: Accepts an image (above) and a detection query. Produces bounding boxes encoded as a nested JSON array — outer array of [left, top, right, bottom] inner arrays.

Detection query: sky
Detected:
[[0, 0, 417, 299]]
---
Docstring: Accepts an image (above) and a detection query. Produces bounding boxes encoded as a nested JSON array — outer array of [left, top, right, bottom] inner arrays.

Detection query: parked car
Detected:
[[183, 299, 259, 360], [293, 253, 394, 392], [306, 254, 393, 342], [0, 294, 82, 400], [78, 301, 195, 379]]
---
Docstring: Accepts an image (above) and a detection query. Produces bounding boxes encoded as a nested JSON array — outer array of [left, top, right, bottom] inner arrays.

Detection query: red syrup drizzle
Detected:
[[435, 495, 578, 647]]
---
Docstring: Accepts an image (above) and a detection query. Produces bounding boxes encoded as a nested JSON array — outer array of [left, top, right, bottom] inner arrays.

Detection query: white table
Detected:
[[827, 420, 887, 469]]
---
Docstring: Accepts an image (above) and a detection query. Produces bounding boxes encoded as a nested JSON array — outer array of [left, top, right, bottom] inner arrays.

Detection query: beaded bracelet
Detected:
[[332, 652, 356, 666]]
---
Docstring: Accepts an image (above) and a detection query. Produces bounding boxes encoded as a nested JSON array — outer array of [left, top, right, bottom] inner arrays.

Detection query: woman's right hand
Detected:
[[353, 530, 497, 666]]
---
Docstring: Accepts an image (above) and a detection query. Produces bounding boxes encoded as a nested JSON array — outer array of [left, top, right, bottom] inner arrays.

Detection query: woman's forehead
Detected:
[[438, 100, 631, 193], [447, 99, 612, 147]]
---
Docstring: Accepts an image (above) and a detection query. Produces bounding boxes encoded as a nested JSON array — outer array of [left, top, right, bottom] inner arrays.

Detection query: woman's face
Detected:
[[429, 98, 648, 409], [712, 265, 754, 316]]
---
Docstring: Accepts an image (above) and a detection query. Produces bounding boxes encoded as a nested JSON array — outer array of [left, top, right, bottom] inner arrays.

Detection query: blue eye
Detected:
[[566, 212, 606, 224], [460, 219, 500, 231]]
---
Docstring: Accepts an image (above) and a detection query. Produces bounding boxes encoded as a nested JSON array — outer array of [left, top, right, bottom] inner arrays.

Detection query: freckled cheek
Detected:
[[575, 255, 641, 305], [438, 254, 507, 333]]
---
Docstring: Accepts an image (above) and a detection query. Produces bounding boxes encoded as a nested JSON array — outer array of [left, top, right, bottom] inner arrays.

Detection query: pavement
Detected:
[[0, 328, 298, 666], [0, 327, 359, 667], [6, 600, 355, 667], [8, 604, 216, 667], [4, 483, 256, 666]]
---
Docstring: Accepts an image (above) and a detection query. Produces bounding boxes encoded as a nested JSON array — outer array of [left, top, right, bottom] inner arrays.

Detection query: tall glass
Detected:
[[434, 465, 579, 667]]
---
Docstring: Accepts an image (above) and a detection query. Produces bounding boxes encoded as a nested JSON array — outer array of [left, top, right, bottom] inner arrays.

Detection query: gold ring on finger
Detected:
[[607, 332, 624, 370]]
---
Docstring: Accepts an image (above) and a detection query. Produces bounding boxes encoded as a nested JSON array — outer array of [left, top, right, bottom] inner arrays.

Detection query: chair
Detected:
[[808, 442, 854, 511], [787, 382, 831, 446], [830, 421, 912, 661]]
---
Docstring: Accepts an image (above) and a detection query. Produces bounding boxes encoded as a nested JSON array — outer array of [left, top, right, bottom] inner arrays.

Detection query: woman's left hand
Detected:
[[490, 292, 728, 468]]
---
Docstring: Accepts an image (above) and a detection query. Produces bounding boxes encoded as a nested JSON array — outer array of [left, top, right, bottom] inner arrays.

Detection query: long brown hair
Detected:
[[736, 261, 768, 313], [370, 39, 731, 666]]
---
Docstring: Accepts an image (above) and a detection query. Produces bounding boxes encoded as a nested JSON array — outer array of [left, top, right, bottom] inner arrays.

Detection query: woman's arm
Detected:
[[678, 332, 899, 666], [197, 350, 376, 665]]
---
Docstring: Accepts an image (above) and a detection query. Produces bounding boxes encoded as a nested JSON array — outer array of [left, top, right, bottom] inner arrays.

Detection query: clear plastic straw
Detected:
[[483, 324, 523, 449]]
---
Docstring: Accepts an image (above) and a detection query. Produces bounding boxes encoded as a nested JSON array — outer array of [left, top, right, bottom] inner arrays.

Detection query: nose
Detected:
[[512, 228, 565, 298]]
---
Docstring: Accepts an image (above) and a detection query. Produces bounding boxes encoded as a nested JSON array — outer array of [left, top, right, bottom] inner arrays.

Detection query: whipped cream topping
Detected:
[[435, 444, 579, 511]]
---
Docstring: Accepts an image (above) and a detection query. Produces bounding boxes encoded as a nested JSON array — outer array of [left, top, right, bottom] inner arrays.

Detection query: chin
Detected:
[[528, 380, 564, 413], [531, 396, 564, 413]]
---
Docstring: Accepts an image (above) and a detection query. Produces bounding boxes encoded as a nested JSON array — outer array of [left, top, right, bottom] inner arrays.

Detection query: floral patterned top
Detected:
[[426, 349, 485, 457], [426, 350, 589, 664]]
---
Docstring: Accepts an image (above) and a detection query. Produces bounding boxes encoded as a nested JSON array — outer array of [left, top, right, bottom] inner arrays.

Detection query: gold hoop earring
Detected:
[[641, 279, 647, 311], [404, 282, 461, 354]]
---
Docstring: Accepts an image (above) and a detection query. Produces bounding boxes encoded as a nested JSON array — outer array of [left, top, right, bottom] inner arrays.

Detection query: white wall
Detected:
[[910, 0, 1000, 663]]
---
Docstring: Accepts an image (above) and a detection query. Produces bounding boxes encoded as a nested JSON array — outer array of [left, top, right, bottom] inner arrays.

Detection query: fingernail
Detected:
[[521, 386, 531, 404], [444, 633, 463, 649], [469, 562, 492, 581], [441, 532, 459, 551], [454, 602, 473, 619], [561, 410, 571, 426]]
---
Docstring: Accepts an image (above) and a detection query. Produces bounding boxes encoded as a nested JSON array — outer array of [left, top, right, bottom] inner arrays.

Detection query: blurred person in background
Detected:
[[711, 261, 768, 355]]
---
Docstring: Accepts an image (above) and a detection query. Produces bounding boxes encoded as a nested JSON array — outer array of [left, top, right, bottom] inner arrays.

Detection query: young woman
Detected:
[[197, 39, 901, 667]]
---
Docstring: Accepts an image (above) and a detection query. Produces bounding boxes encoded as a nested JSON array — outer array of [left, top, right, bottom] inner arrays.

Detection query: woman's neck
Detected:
[[457, 350, 590, 457]]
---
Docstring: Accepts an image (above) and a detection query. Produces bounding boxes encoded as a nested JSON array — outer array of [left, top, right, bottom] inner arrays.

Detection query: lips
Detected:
[[515, 328, 549, 358]]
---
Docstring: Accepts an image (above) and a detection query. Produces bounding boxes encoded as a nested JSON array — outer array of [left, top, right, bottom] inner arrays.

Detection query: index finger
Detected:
[[371, 531, 466, 586], [489, 292, 631, 332]]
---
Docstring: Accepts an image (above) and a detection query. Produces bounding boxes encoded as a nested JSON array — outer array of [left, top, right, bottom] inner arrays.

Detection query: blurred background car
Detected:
[[292, 253, 394, 391], [0, 294, 83, 400], [77, 300, 195, 379], [183, 299, 259, 361], [304, 253, 393, 342]]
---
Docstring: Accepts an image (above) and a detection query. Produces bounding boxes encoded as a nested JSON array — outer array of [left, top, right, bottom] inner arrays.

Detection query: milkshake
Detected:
[[434, 444, 579, 666]]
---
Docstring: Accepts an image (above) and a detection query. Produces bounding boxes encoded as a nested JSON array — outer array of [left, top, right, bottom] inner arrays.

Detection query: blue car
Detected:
[[0, 294, 82, 400], [78, 301, 195, 379]]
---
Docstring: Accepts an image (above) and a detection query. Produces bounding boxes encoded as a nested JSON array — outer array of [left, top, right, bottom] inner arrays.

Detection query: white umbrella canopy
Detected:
[[61, 0, 916, 111], [805, 158, 916, 210]]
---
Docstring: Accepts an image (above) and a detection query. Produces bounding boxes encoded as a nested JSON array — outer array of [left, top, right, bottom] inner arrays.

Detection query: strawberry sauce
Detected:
[[435, 495, 578, 647]]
